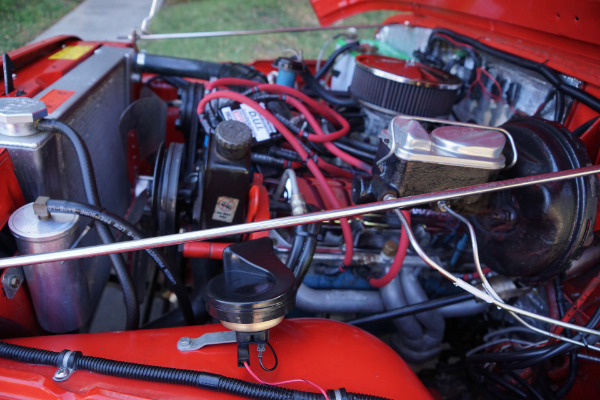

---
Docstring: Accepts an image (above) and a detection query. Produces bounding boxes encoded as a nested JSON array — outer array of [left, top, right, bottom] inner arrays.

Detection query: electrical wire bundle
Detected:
[[198, 78, 372, 268]]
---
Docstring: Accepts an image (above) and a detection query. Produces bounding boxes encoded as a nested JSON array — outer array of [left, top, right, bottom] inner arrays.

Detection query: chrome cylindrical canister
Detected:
[[9, 203, 91, 333]]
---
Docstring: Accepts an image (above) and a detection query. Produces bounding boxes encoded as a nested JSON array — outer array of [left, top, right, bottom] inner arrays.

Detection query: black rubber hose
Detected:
[[299, 69, 359, 108], [348, 292, 474, 326], [286, 225, 309, 273], [36, 118, 139, 331], [314, 41, 361, 81], [293, 221, 321, 288], [134, 54, 267, 83], [0, 341, 390, 400], [432, 29, 600, 113], [555, 352, 579, 398], [45, 199, 195, 326]]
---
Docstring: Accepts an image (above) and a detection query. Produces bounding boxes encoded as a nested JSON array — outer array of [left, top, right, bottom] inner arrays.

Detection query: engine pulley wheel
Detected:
[[153, 142, 185, 236]]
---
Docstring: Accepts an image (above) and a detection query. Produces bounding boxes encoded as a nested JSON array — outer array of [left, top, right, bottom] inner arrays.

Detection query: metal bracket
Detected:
[[177, 330, 236, 351], [1, 267, 24, 299]]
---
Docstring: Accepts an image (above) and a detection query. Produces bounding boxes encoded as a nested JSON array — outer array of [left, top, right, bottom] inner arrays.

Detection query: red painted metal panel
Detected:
[[0, 38, 100, 98], [309, 0, 600, 47], [0, 319, 432, 399], [309, 1, 600, 87]]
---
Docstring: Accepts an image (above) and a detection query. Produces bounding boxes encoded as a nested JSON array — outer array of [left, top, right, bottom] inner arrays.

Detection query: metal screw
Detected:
[[9, 276, 20, 288], [179, 337, 190, 346], [55, 369, 68, 378]]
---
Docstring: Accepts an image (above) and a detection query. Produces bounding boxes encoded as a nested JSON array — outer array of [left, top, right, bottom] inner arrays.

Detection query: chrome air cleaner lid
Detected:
[[350, 55, 462, 117]]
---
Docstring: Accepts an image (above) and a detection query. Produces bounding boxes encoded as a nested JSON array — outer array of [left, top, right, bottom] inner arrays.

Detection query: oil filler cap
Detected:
[[206, 237, 295, 332]]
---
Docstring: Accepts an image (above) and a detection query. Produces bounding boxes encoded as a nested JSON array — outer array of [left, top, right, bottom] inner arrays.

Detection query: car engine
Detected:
[[0, 10, 599, 400]]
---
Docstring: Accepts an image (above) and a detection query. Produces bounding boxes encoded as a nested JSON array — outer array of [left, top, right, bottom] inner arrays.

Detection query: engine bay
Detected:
[[0, 9, 599, 400]]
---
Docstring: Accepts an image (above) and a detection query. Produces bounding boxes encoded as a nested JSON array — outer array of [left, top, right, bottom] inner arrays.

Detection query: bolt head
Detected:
[[179, 337, 190, 346], [9, 276, 20, 288]]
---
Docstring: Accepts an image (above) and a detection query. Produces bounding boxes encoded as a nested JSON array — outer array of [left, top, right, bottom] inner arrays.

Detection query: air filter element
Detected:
[[350, 55, 461, 117]]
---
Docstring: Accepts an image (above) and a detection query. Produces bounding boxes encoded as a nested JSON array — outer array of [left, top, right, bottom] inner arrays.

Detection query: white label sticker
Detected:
[[212, 196, 240, 223], [221, 104, 275, 142]]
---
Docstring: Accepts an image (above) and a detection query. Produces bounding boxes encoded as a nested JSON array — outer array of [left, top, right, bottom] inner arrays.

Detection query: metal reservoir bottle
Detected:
[[201, 120, 252, 235], [8, 202, 91, 333]]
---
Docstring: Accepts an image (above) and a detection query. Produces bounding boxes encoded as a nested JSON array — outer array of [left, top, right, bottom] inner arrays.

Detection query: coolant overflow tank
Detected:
[[8, 203, 91, 333]]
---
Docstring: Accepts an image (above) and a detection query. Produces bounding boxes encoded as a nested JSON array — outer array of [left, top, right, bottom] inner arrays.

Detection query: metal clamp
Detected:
[[53, 350, 80, 382], [1, 267, 24, 299]]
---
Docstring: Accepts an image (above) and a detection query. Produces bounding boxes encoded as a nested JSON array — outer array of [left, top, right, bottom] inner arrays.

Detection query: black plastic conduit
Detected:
[[0, 341, 390, 400], [44, 199, 195, 326], [36, 118, 139, 330]]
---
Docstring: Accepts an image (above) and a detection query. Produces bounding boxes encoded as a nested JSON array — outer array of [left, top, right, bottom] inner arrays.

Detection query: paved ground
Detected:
[[34, 0, 162, 43]]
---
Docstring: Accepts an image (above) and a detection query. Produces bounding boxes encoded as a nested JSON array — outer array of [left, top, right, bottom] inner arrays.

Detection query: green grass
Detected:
[[0, 0, 81, 54], [140, 0, 397, 62]]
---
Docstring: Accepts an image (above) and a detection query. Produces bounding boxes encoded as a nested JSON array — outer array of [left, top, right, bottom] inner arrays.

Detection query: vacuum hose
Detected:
[[36, 118, 139, 330]]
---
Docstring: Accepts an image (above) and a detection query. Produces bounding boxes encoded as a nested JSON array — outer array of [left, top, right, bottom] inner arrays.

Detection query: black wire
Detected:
[[314, 41, 361, 81], [467, 298, 600, 368], [474, 368, 528, 398], [36, 118, 139, 330], [555, 352, 579, 398], [534, 89, 557, 117], [505, 370, 545, 400], [299, 68, 359, 108], [332, 141, 375, 162], [572, 115, 599, 137], [258, 342, 278, 372], [45, 199, 195, 326], [555, 91, 565, 122], [554, 277, 566, 318], [349, 293, 474, 326]]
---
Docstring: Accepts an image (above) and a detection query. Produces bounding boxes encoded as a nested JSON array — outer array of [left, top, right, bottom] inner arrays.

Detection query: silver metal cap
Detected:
[[380, 116, 506, 170], [9, 203, 78, 243], [0, 98, 48, 136]]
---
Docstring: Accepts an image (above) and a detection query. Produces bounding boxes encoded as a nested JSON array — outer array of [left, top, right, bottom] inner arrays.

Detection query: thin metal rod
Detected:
[[135, 24, 390, 41], [0, 164, 598, 269]]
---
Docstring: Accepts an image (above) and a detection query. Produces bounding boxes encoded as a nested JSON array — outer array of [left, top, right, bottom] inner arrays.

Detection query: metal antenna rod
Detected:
[[0, 164, 598, 269]]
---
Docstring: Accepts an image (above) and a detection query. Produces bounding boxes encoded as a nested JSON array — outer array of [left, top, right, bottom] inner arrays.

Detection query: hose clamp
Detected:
[[53, 350, 81, 382]]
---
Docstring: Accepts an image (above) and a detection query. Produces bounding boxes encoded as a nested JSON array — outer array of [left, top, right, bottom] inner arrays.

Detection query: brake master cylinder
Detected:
[[353, 116, 507, 212]]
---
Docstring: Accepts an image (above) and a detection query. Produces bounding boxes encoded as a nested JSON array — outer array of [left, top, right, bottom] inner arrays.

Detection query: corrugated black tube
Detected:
[[0, 341, 59, 365], [0, 341, 392, 400]]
